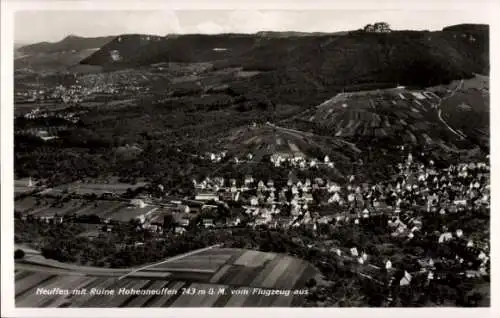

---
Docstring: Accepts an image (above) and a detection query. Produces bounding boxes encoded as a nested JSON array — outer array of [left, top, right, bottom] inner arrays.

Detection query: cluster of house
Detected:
[[308, 152, 490, 286], [194, 174, 313, 198], [205, 151, 228, 163], [18, 107, 85, 141], [137, 199, 241, 236], [319, 153, 489, 223], [322, 220, 489, 288], [22, 106, 81, 123], [79, 71, 150, 93], [16, 83, 104, 105], [16, 127, 60, 142], [175, 150, 490, 286], [188, 149, 490, 232], [51, 84, 87, 104], [203, 150, 337, 171], [23, 107, 45, 119], [15, 89, 49, 103], [269, 154, 336, 169], [50, 82, 118, 104], [44, 71, 152, 106], [191, 175, 349, 229]]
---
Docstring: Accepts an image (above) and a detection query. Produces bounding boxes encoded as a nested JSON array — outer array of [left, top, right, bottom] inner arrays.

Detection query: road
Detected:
[[438, 109, 466, 139], [117, 243, 222, 280], [435, 80, 467, 140], [266, 122, 314, 137]]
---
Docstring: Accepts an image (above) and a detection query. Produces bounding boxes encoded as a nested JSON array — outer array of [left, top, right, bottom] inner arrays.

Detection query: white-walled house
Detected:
[[130, 199, 146, 208], [438, 232, 453, 243], [400, 271, 412, 286], [350, 247, 359, 257], [385, 260, 392, 270], [195, 192, 219, 202]]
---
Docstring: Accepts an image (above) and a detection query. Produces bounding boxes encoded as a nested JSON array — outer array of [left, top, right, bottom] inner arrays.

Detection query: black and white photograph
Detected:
[[1, 0, 497, 315]]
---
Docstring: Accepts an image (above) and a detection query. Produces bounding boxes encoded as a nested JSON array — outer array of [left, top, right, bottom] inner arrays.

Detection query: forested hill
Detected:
[[76, 24, 488, 106], [18, 35, 116, 54], [442, 24, 489, 32]]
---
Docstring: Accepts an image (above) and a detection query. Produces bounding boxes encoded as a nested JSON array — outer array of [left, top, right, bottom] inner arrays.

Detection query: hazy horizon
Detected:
[[15, 9, 490, 45]]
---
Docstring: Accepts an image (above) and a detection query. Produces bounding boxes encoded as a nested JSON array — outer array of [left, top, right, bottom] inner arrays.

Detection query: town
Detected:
[[15, 144, 490, 300], [9, 16, 490, 309]]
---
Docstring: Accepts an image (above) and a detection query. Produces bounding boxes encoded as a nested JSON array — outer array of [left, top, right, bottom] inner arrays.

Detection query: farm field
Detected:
[[107, 205, 157, 222], [52, 179, 147, 195], [14, 198, 151, 222], [31, 200, 91, 218], [74, 200, 130, 218], [15, 178, 40, 195], [15, 248, 319, 307], [14, 196, 43, 213]]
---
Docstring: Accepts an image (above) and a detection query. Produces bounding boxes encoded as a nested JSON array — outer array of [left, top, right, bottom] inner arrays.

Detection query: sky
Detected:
[[15, 9, 491, 44]]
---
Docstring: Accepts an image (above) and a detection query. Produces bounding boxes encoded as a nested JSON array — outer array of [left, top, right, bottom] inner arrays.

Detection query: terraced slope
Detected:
[[312, 88, 444, 140], [221, 123, 361, 163], [301, 76, 488, 152]]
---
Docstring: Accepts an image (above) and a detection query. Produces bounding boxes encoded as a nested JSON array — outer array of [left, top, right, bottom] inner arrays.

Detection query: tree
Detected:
[[163, 214, 176, 231], [364, 24, 375, 32], [306, 277, 317, 288], [466, 292, 484, 307], [364, 22, 391, 33], [14, 249, 25, 259], [374, 22, 391, 33]]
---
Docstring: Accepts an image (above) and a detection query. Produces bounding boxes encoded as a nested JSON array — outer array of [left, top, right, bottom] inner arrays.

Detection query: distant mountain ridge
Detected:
[[77, 24, 488, 86], [256, 31, 349, 37], [442, 24, 489, 32], [18, 35, 117, 54]]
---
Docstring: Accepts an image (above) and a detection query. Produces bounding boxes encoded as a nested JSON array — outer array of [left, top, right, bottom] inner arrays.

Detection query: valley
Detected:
[[12, 22, 490, 308]]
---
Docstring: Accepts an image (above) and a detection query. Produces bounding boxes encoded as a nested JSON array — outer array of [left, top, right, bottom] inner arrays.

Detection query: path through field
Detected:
[[117, 244, 223, 280], [266, 122, 312, 138]]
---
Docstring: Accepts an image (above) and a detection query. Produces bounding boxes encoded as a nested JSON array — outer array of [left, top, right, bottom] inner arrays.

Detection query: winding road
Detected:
[[436, 80, 467, 140]]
